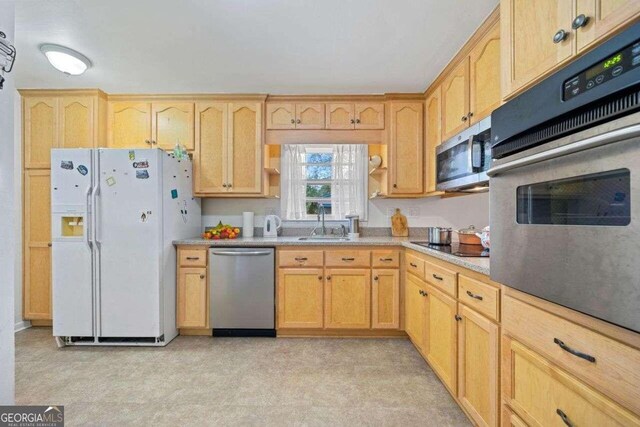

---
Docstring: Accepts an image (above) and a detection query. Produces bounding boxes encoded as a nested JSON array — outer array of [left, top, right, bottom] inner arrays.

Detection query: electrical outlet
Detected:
[[409, 206, 420, 217]]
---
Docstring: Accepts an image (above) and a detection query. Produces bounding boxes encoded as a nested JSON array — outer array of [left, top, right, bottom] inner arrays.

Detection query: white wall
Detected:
[[202, 192, 490, 232], [13, 93, 24, 332], [0, 0, 16, 405]]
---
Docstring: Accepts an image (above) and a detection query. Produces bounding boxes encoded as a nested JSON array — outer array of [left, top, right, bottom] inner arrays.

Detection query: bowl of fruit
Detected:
[[202, 222, 241, 240]]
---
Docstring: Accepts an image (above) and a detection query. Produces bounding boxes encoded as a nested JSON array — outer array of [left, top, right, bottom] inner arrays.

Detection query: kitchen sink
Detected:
[[298, 236, 351, 241]]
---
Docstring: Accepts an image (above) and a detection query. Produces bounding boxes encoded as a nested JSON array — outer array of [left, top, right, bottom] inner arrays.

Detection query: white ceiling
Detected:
[[14, 0, 498, 94]]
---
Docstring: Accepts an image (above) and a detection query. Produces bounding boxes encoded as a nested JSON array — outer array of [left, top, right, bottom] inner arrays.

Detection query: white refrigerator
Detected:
[[51, 148, 201, 346]]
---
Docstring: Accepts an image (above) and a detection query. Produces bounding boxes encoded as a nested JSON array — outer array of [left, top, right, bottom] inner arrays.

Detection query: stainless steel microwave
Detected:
[[436, 116, 492, 192]]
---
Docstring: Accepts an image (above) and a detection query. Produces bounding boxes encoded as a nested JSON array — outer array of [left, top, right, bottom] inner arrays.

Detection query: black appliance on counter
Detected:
[[410, 242, 489, 258]]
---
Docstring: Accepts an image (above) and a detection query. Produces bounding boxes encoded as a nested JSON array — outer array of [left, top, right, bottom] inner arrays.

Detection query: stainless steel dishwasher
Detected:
[[209, 247, 275, 337]]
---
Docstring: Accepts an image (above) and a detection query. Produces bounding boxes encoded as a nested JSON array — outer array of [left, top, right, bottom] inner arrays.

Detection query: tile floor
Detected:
[[16, 328, 469, 426]]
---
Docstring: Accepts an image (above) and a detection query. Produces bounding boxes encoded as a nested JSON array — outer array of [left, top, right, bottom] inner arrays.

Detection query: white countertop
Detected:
[[174, 236, 490, 276]]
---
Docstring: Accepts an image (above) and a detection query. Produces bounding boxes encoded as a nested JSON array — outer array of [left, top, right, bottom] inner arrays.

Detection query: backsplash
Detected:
[[201, 191, 490, 232]]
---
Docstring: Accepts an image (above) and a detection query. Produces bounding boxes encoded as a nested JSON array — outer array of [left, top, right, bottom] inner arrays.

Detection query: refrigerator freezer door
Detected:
[[96, 149, 162, 338], [52, 240, 94, 336], [51, 149, 94, 213]]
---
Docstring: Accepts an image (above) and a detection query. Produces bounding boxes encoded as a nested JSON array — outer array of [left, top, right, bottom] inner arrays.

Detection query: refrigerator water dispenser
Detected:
[[61, 216, 85, 237]]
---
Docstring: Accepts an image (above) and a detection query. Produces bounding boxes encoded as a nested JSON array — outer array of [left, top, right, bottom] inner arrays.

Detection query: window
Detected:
[[281, 144, 368, 221]]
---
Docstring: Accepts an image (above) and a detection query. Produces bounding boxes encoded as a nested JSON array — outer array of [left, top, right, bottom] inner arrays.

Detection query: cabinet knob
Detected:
[[467, 112, 473, 118], [355, 119, 361, 124], [318, 275, 323, 280], [290, 119, 295, 124], [455, 314, 462, 321], [393, 184, 398, 188], [222, 183, 227, 188], [350, 119, 355, 124], [227, 183, 232, 188], [296, 119, 301, 124], [553, 29, 568, 44], [47, 243, 53, 247], [145, 140, 152, 145], [571, 14, 589, 30], [461, 115, 468, 122], [152, 140, 157, 145], [374, 276, 379, 281], [327, 276, 331, 280], [199, 274, 205, 279]]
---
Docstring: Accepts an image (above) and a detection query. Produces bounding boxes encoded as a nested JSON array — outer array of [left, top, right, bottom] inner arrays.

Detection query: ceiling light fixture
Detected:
[[40, 44, 91, 75]]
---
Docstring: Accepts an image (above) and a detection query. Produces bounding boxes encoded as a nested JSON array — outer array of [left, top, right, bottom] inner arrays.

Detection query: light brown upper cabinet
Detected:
[[59, 96, 96, 149], [425, 87, 442, 194], [441, 21, 500, 141], [469, 23, 501, 125], [24, 97, 58, 169], [108, 102, 152, 148], [295, 103, 325, 129], [194, 102, 228, 194], [501, 0, 640, 99], [194, 102, 263, 195], [266, 103, 295, 129], [151, 102, 194, 151], [354, 103, 385, 129], [576, 0, 640, 52], [442, 59, 470, 141], [389, 101, 424, 195], [326, 103, 355, 129]]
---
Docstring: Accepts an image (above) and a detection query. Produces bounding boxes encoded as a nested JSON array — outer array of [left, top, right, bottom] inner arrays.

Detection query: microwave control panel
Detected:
[[563, 41, 640, 101]]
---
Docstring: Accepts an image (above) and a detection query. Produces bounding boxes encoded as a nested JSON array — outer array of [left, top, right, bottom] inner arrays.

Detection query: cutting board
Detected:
[[391, 208, 408, 237]]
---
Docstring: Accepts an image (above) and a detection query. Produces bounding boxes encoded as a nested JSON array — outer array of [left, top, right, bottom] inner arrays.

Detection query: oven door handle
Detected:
[[487, 123, 640, 177]]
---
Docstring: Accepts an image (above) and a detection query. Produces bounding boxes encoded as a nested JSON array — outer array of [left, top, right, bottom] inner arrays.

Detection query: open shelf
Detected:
[[369, 167, 387, 176]]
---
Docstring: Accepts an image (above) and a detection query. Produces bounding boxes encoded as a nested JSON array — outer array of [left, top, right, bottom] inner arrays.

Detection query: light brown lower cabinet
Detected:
[[277, 268, 324, 329], [177, 267, 208, 329], [458, 304, 499, 427], [425, 284, 457, 394], [502, 335, 640, 427], [405, 273, 428, 351], [324, 268, 371, 329], [371, 269, 400, 329]]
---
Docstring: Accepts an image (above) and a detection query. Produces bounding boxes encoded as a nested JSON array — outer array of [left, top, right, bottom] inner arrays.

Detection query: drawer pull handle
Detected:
[[380, 258, 394, 262], [556, 409, 574, 427], [342, 257, 355, 261], [186, 256, 200, 260], [294, 257, 308, 261], [432, 273, 443, 281], [419, 290, 427, 296], [466, 290, 483, 301], [553, 338, 596, 363], [410, 262, 418, 268]]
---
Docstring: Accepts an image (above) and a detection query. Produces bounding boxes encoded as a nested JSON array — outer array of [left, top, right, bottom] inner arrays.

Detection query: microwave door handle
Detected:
[[467, 135, 474, 173]]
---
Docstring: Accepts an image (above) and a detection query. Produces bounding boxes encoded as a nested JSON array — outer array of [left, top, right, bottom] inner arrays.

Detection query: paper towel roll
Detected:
[[242, 212, 254, 237]]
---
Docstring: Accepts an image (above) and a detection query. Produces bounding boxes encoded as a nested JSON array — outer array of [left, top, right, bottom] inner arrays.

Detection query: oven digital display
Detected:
[[563, 42, 640, 101]]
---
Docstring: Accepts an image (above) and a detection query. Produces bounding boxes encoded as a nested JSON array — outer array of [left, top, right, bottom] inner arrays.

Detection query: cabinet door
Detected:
[[194, 102, 228, 194], [576, 0, 640, 52], [24, 97, 58, 169], [389, 102, 423, 194], [469, 23, 501, 125], [501, 0, 575, 98], [354, 103, 385, 129], [24, 170, 52, 320], [266, 103, 295, 129], [59, 96, 95, 149], [177, 267, 208, 328], [425, 284, 457, 393], [441, 59, 470, 140], [425, 87, 442, 193], [458, 305, 499, 427], [108, 102, 152, 148], [372, 269, 400, 329], [227, 103, 262, 193], [151, 102, 194, 151], [325, 103, 355, 129], [277, 268, 324, 328], [295, 103, 325, 129], [325, 268, 371, 329], [502, 336, 640, 427], [405, 274, 427, 352]]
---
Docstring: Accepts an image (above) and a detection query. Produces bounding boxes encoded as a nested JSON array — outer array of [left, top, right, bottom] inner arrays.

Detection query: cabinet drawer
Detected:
[[278, 250, 324, 267], [424, 260, 456, 297], [506, 339, 640, 427], [179, 248, 207, 267], [325, 250, 371, 267], [503, 295, 640, 416], [406, 253, 425, 278], [371, 250, 400, 268], [458, 275, 499, 321]]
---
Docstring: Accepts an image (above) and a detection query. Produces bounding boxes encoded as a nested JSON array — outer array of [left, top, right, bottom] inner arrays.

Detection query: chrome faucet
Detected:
[[317, 203, 326, 236]]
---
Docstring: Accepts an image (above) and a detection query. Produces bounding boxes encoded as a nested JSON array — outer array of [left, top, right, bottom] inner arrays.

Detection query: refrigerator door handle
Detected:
[[85, 185, 93, 249]]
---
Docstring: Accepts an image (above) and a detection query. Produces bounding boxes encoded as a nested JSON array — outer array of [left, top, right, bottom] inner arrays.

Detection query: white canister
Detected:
[[242, 212, 255, 237]]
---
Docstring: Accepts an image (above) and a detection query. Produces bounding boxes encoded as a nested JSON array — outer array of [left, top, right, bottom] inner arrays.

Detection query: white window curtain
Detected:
[[331, 144, 367, 220], [281, 145, 307, 220]]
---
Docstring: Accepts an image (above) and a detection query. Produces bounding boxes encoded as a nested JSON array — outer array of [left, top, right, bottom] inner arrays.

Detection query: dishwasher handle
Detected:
[[211, 250, 273, 256]]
